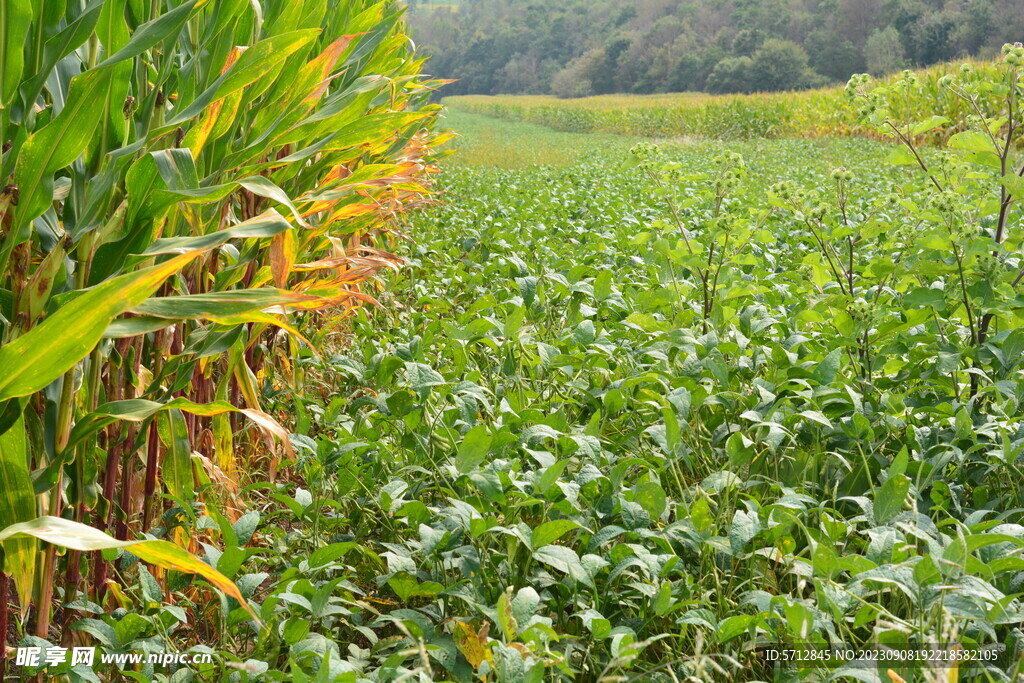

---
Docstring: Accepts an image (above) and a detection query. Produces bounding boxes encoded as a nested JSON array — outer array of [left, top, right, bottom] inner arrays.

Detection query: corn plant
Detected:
[[0, 0, 443, 657]]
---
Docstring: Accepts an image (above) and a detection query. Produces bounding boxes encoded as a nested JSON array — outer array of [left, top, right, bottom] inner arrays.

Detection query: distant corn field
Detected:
[[446, 59, 1009, 142]]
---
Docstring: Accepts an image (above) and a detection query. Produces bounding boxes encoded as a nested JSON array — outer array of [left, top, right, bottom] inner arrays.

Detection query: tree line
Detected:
[[407, 0, 1024, 97]]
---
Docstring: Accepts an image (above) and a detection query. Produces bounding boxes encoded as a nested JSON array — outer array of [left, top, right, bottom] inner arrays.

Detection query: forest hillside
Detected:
[[408, 0, 1024, 96]]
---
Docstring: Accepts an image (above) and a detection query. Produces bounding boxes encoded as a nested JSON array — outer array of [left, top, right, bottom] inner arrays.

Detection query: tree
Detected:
[[497, 54, 543, 94], [952, 0, 993, 55], [864, 25, 906, 75], [732, 28, 764, 56], [906, 11, 957, 64], [839, 0, 883, 46], [552, 49, 609, 98], [405, 0, 1010, 97], [805, 29, 865, 81], [751, 39, 813, 91], [669, 53, 702, 92], [706, 56, 754, 94]]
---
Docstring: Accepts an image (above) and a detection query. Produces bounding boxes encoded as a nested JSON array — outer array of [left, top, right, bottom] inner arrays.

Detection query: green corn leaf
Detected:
[[0, 417, 36, 616], [159, 409, 195, 501], [12, 66, 115, 233], [103, 316, 178, 338], [237, 176, 308, 226], [140, 210, 293, 256], [15, 1, 104, 118], [93, 197, 291, 283], [91, 0, 131, 159], [0, 0, 34, 106], [105, 309, 311, 353], [93, 0, 206, 69], [131, 288, 317, 319], [127, 157, 305, 226], [151, 148, 201, 192], [162, 29, 322, 130], [0, 251, 199, 402]]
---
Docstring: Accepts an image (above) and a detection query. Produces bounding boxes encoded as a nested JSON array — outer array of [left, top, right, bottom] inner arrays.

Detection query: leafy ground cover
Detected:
[[235, 104, 1024, 680]]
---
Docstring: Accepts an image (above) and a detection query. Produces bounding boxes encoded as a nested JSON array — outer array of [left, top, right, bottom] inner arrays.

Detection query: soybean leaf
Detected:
[[874, 473, 910, 524], [530, 519, 580, 549], [455, 425, 491, 473]]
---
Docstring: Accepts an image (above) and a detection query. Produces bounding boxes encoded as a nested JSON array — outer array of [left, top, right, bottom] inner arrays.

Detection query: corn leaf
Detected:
[[94, 0, 206, 69], [158, 410, 195, 501], [13, 67, 116, 231], [64, 397, 292, 458], [0, 0, 34, 106], [162, 29, 322, 129], [0, 251, 198, 401], [0, 516, 260, 623], [0, 417, 36, 615]]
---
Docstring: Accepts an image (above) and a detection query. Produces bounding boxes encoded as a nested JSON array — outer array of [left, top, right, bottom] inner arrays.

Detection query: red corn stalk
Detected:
[[1, 571, 9, 680], [142, 420, 161, 531]]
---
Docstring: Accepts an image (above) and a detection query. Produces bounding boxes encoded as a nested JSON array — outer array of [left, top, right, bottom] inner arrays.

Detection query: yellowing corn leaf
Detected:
[[270, 230, 296, 288], [183, 46, 243, 156], [239, 408, 294, 458], [299, 34, 364, 105], [0, 516, 261, 624], [65, 397, 293, 459]]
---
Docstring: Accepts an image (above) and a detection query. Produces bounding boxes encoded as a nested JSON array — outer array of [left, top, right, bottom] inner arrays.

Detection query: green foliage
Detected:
[[0, 0, 443, 660], [409, 0, 1024, 97], [750, 39, 820, 93], [706, 56, 756, 95], [865, 26, 908, 77], [448, 56, 1024, 144], [8, 23, 1024, 683], [57, 95, 1024, 680]]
